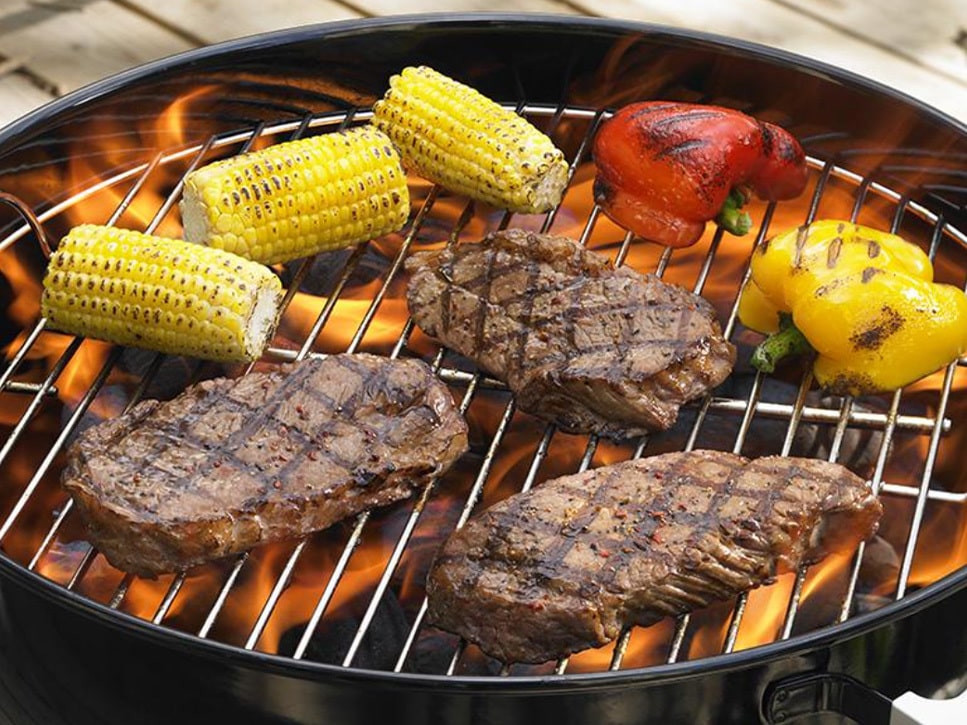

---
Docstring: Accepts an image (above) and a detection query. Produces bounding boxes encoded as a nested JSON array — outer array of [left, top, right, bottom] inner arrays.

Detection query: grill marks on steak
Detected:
[[426, 450, 882, 664], [405, 230, 736, 438], [63, 354, 468, 577]]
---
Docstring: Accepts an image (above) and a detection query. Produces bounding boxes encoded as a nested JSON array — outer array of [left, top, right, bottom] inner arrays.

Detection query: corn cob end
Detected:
[[529, 157, 569, 213], [238, 280, 283, 360], [180, 169, 219, 250]]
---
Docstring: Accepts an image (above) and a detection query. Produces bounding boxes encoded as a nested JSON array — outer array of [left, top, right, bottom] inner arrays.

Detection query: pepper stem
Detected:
[[716, 187, 752, 236], [750, 314, 814, 373]]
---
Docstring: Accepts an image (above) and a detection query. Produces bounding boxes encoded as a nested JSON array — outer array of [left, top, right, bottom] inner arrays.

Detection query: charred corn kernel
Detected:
[[41, 224, 284, 362], [372, 65, 569, 214], [739, 220, 967, 395], [180, 126, 410, 264]]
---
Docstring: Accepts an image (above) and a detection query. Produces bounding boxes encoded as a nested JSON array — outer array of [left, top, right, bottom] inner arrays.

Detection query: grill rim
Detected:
[[0, 12, 966, 690], [2, 12, 965, 150], [2, 549, 965, 689]]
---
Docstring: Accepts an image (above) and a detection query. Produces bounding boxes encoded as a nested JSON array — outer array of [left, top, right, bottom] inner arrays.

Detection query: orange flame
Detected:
[[63, 86, 216, 236], [0, 76, 964, 674]]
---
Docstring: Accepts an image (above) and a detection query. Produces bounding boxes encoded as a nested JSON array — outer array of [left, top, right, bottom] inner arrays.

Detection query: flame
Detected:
[[0, 73, 964, 676], [36, 541, 88, 585], [903, 497, 967, 591], [214, 537, 391, 652], [60, 89, 217, 237], [0, 251, 43, 331], [279, 290, 409, 355], [568, 619, 677, 672], [56, 339, 128, 418], [728, 552, 854, 653], [731, 574, 797, 652]]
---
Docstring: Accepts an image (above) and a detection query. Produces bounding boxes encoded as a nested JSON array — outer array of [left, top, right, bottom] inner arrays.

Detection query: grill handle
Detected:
[[763, 672, 967, 724]]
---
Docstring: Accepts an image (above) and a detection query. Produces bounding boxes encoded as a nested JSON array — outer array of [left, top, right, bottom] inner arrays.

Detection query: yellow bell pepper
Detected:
[[738, 220, 967, 395]]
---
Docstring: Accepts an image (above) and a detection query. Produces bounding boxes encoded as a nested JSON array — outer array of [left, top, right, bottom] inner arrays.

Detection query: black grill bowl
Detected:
[[0, 14, 965, 725]]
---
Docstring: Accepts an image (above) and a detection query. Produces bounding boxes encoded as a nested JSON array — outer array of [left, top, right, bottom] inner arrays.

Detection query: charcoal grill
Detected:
[[0, 14, 965, 725]]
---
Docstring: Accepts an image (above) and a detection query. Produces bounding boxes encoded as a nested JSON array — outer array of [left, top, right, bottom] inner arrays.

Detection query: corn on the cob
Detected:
[[372, 65, 569, 214], [180, 126, 410, 264], [41, 224, 283, 362]]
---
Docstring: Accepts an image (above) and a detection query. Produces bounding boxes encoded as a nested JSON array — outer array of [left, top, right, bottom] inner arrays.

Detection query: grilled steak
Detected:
[[426, 449, 882, 663], [405, 230, 735, 438], [63, 354, 468, 577]]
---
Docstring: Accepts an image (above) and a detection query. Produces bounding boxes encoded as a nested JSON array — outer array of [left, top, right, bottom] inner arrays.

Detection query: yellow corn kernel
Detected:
[[41, 224, 283, 362], [372, 65, 569, 214], [180, 126, 410, 264]]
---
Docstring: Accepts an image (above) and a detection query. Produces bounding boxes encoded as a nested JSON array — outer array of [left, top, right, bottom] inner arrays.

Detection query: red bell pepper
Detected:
[[592, 102, 809, 248]]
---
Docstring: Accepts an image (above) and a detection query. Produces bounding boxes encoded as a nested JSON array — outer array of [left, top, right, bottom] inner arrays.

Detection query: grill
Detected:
[[0, 14, 965, 725]]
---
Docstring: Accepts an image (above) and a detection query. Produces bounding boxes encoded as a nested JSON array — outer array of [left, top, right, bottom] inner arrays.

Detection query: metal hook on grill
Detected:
[[0, 191, 51, 258]]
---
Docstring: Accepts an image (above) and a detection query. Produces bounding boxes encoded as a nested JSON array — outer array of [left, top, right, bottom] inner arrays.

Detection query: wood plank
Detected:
[[0, 0, 194, 97], [773, 0, 967, 86], [350, 0, 579, 15], [0, 1, 99, 36], [574, 0, 967, 121], [0, 0, 963, 125], [0, 73, 56, 129], [122, 0, 363, 45]]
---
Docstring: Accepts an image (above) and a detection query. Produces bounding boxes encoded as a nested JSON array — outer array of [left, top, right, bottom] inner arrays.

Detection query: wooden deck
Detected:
[[0, 0, 965, 128]]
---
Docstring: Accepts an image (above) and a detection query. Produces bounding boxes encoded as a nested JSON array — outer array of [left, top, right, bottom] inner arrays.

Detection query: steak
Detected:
[[405, 229, 736, 438], [426, 449, 882, 663], [63, 354, 468, 577]]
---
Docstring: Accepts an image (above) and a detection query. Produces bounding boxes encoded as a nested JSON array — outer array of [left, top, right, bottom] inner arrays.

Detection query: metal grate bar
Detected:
[[722, 164, 864, 650], [0, 321, 48, 393], [238, 182, 461, 652], [290, 203, 478, 660], [340, 360, 952, 433], [291, 512, 370, 659], [0, 100, 961, 679], [704, 399, 946, 434], [27, 130, 255, 593], [24, 135, 226, 575], [778, 398, 855, 640], [363, 109, 608, 674], [892, 217, 962, 600], [109, 574, 134, 610], [667, 159, 837, 663], [197, 553, 248, 637], [3, 382, 58, 396], [156, 116, 374, 634], [0, 335, 82, 530], [0, 345, 120, 543], [721, 160, 873, 653], [833, 207, 950, 619], [895, 335, 961, 599]]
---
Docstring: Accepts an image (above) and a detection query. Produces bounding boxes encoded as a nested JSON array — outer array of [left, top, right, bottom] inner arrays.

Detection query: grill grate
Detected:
[[0, 102, 965, 677]]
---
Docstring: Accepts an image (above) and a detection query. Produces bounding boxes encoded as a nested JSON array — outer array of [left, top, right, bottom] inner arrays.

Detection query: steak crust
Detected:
[[63, 354, 468, 576], [426, 450, 882, 663], [405, 230, 736, 438]]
